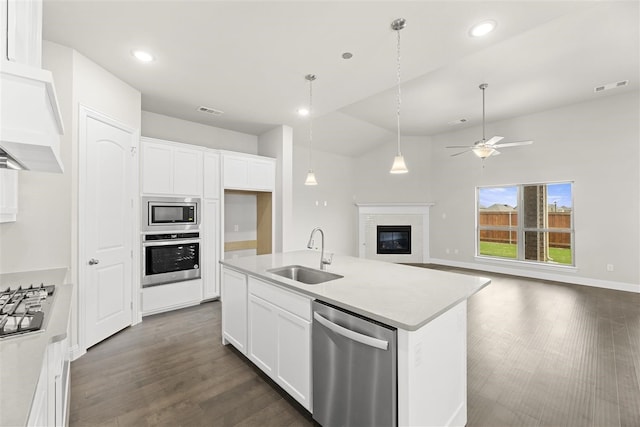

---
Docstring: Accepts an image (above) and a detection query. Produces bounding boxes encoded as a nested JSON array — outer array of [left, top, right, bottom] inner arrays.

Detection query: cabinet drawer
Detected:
[[248, 277, 311, 321]]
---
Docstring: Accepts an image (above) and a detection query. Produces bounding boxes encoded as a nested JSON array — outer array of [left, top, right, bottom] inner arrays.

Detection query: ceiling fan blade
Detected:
[[446, 145, 474, 148], [485, 136, 504, 146], [492, 140, 534, 148], [451, 150, 471, 157]]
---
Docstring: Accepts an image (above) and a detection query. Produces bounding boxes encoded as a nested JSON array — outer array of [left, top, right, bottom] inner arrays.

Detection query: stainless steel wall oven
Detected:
[[142, 232, 201, 287]]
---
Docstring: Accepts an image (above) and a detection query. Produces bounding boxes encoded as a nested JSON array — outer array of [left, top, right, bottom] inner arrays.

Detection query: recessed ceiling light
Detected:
[[342, 52, 353, 60], [469, 20, 496, 37], [297, 107, 310, 116], [132, 50, 155, 63]]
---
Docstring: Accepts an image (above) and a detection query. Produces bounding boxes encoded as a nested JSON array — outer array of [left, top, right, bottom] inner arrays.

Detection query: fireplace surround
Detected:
[[356, 203, 433, 263]]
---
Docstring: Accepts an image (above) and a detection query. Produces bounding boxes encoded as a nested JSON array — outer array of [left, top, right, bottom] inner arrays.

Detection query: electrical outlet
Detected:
[[606, 264, 614, 272], [445, 248, 450, 254], [233, 224, 239, 232], [454, 249, 459, 255]]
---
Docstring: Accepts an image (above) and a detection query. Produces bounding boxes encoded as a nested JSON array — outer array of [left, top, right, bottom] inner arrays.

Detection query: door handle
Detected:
[[88, 258, 100, 265], [313, 312, 389, 350]]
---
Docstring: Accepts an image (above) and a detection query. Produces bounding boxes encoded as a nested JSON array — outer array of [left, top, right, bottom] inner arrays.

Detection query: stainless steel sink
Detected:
[[267, 265, 343, 285]]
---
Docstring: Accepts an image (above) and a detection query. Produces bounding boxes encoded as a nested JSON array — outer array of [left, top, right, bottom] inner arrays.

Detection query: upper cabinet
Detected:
[[141, 137, 203, 197], [0, 169, 18, 223], [222, 153, 275, 192], [0, 0, 64, 173]]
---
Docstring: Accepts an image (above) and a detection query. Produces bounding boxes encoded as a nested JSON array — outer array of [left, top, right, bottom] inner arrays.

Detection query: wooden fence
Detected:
[[479, 212, 571, 248]]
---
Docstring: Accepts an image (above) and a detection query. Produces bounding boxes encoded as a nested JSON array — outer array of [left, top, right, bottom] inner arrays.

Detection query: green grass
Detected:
[[479, 241, 572, 265]]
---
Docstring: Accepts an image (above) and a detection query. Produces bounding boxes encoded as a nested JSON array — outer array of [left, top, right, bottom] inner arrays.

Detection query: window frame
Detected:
[[475, 181, 575, 267]]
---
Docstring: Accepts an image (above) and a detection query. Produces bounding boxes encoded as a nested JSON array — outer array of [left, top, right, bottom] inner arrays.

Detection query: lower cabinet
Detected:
[[27, 336, 70, 427], [221, 266, 248, 353], [221, 267, 312, 411]]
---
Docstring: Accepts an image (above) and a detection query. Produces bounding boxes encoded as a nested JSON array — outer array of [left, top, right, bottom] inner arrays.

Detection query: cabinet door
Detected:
[[248, 159, 275, 191], [3, 0, 43, 67], [203, 152, 220, 199], [0, 169, 18, 223], [223, 155, 249, 189], [276, 309, 311, 410], [173, 148, 202, 196], [221, 267, 247, 353], [248, 294, 277, 377], [202, 199, 219, 299], [141, 142, 173, 195]]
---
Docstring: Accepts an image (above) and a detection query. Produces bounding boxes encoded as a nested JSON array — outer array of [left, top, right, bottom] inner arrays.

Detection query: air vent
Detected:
[[594, 80, 629, 93], [197, 106, 224, 115]]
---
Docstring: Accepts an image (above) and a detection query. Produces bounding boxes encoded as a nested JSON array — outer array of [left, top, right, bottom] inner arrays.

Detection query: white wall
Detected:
[[141, 111, 258, 154], [353, 136, 432, 204], [292, 145, 356, 256], [429, 91, 639, 291], [258, 125, 293, 252]]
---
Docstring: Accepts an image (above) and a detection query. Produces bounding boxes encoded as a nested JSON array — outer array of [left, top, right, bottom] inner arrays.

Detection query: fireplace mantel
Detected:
[[356, 203, 434, 262]]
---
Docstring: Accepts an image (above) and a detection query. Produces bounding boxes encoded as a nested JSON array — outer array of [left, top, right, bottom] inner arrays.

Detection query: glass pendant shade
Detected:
[[390, 155, 408, 174], [304, 170, 318, 185]]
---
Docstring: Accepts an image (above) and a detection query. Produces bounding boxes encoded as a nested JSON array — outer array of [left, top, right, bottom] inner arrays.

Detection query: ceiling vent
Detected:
[[594, 80, 629, 93], [197, 106, 224, 115]]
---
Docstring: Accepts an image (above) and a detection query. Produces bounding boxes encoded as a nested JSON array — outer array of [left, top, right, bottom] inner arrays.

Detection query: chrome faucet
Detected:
[[307, 227, 333, 270]]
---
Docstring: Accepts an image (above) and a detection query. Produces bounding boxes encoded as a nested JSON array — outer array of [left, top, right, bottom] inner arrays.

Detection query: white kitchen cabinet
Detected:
[[0, 169, 18, 223], [247, 276, 312, 410], [1, 0, 43, 67], [27, 335, 70, 427], [202, 199, 219, 299], [221, 266, 248, 354], [203, 152, 220, 199], [141, 138, 202, 196], [222, 153, 275, 191]]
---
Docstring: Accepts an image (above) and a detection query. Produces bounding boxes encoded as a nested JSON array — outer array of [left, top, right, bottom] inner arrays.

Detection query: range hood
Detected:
[[0, 60, 64, 173]]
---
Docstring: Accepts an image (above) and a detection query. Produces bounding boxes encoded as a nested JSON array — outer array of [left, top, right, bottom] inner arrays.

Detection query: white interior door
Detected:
[[82, 109, 135, 348]]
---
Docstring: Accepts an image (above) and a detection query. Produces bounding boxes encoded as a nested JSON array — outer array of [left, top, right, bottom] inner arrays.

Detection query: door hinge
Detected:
[[130, 250, 133, 258]]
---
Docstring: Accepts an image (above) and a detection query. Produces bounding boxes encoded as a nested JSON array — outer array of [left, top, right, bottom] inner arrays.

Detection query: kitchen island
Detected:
[[220, 251, 490, 426]]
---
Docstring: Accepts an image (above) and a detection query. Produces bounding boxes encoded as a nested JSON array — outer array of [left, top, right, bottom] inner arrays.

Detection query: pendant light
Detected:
[[304, 74, 318, 186], [389, 18, 409, 174]]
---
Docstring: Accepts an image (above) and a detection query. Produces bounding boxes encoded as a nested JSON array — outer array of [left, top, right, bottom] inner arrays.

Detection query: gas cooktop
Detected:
[[0, 284, 55, 338]]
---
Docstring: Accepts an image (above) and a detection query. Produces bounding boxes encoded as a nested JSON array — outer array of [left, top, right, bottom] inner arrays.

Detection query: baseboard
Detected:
[[446, 402, 467, 427], [428, 258, 639, 293], [142, 299, 201, 317], [70, 344, 86, 361]]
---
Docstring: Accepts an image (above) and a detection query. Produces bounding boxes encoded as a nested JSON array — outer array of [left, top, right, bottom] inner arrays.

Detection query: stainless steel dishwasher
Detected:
[[312, 300, 397, 427]]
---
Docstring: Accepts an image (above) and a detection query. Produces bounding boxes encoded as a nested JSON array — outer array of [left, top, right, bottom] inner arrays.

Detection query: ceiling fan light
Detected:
[[304, 170, 318, 186], [390, 155, 409, 174], [472, 146, 495, 159]]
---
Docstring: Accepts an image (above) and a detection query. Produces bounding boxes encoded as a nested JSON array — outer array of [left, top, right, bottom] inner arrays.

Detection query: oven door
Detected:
[[142, 239, 201, 287]]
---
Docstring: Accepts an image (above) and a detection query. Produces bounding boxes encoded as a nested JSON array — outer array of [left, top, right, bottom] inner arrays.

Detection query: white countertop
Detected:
[[0, 268, 72, 427], [220, 251, 490, 331]]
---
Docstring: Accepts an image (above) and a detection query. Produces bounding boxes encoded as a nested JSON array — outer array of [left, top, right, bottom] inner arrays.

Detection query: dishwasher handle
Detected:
[[313, 312, 389, 350]]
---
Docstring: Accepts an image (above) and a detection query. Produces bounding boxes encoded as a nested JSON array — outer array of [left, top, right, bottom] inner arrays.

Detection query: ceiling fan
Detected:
[[447, 83, 533, 158]]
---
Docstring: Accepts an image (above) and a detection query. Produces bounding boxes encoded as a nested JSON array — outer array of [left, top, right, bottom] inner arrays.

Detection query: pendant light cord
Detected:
[[396, 27, 402, 156], [482, 85, 486, 143], [308, 76, 314, 169]]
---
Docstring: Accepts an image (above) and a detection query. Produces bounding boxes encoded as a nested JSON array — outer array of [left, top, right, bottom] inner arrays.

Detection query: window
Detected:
[[477, 182, 574, 266]]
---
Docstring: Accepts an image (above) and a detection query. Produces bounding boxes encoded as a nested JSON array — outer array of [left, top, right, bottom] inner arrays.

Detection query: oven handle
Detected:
[[143, 239, 200, 247]]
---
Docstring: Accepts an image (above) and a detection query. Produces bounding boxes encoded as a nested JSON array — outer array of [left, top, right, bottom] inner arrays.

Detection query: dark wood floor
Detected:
[[69, 269, 640, 426]]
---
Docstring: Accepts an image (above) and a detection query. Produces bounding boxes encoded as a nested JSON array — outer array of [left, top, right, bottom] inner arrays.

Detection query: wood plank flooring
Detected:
[[69, 269, 640, 426]]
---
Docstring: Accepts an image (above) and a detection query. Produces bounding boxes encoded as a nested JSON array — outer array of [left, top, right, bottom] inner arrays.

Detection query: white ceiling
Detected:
[[42, 1, 639, 156]]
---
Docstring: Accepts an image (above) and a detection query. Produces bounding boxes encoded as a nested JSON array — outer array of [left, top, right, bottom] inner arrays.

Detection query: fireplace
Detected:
[[377, 225, 411, 255]]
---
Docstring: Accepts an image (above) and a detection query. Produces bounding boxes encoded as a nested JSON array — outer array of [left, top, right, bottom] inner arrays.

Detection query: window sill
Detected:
[[474, 255, 578, 273]]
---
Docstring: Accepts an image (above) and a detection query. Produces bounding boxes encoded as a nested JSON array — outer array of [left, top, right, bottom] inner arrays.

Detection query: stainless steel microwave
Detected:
[[142, 196, 200, 232]]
